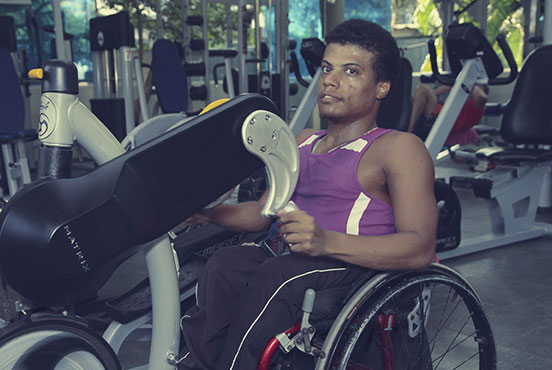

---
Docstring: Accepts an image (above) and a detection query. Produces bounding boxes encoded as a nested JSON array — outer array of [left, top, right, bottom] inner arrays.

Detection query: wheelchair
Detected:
[[260, 262, 495, 370], [0, 60, 494, 369]]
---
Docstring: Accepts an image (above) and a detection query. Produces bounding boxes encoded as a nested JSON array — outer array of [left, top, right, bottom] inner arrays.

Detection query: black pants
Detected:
[[178, 244, 367, 370]]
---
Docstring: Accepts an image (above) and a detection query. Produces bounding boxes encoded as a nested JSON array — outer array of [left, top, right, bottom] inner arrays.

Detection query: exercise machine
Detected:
[[0, 15, 36, 199], [89, 11, 137, 141], [0, 58, 298, 369], [426, 23, 552, 259]]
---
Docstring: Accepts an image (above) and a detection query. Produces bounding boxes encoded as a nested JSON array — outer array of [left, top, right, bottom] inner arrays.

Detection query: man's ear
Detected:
[[376, 81, 391, 100]]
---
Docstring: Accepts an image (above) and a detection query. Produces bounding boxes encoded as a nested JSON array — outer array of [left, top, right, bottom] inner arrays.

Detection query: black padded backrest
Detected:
[[0, 16, 17, 52], [500, 45, 552, 144], [446, 23, 503, 79], [377, 57, 412, 132], [0, 47, 25, 134], [152, 39, 189, 113]]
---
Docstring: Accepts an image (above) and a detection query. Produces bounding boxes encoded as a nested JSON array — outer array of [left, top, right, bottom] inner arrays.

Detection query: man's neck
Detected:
[[325, 120, 378, 143]]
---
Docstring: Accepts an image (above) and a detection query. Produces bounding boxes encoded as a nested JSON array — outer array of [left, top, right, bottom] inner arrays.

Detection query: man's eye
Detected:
[[346, 68, 358, 75], [322, 66, 331, 73]]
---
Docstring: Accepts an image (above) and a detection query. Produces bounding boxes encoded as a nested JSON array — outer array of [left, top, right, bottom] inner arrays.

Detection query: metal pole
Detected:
[[201, 0, 210, 100], [103, 50, 113, 98], [182, 0, 188, 45], [52, 0, 67, 60], [438, 0, 454, 71], [275, 0, 289, 117], [119, 46, 136, 135], [255, 0, 261, 93], [268, 0, 273, 98], [544, 0, 552, 45], [144, 236, 181, 370], [134, 57, 150, 121], [289, 69, 321, 135], [238, 0, 247, 94], [156, 0, 164, 38], [425, 58, 487, 160], [91, 51, 103, 98]]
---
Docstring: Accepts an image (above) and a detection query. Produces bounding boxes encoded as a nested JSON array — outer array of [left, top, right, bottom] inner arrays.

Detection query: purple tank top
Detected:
[[290, 128, 396, 236]]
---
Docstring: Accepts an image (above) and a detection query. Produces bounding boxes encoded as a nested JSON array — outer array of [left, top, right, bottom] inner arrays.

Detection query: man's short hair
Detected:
[[325, 19, 400, 85]]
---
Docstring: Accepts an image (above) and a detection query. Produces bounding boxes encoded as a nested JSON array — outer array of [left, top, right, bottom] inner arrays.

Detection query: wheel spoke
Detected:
[[333, 271, 495, 370]]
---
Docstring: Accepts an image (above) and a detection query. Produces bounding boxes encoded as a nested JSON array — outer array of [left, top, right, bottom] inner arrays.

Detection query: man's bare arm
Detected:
[[184, 191, 273, 233], [433, 85, 452, 97], [470, 85, 488, 108], [279, 133, 437, 270]]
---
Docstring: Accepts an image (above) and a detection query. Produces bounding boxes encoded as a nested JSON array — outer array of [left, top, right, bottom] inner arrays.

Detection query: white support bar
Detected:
[[425, 58, 488, 161], [289, 69, 321, 136], [52, 0, 67, 60], [544, 0, 552, 45], [134, 57, 150, 122], [144, 236, 181, 370]]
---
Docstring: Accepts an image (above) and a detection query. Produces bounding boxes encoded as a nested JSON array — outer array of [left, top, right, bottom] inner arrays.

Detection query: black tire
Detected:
[[0, 318, 121, 370], [330, 267, 496, 370]]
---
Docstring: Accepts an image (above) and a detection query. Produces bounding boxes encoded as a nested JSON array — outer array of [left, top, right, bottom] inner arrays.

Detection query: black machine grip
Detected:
[[290, 51, 310, 88], [428, 39, 456, 86], [489, 34, 518, 85], [428, 25, 518, 86], [0, 94, 279, 307]]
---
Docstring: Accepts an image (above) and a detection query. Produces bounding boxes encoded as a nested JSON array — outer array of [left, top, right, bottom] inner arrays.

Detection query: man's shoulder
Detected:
[[296, 128, 321, 144], [371, 131, 431, 162], [376, 130, 425, 148]]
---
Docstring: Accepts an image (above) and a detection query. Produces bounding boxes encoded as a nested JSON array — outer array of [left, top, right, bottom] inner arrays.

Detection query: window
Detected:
[[346, 0, 391, 30], [0, 0, 96, 80]]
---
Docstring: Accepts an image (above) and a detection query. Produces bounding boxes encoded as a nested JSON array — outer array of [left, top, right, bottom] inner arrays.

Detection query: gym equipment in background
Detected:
[[429, 23, 552, 259], [89, 11, 136, 141], [0, 15, 36, 199]]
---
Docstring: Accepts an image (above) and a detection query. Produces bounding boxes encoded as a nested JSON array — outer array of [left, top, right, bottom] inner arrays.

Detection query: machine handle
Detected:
[[301, 289, 316, 313], [290, 51, 310, 88], [488, 33, 518, 85], [428, 34, 518, 86], [428, 39, 456, 86], [212, 62, 225, 85]]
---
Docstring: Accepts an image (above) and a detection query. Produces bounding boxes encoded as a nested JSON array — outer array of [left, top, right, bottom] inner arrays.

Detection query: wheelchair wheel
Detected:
[[0, 318, 121, 370], [329, 265, 496, 370]]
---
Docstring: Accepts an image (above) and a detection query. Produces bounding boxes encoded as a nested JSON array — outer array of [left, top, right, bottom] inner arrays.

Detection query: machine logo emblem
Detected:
[[39, 96, 56, 140], [64, 225, 91, 273]]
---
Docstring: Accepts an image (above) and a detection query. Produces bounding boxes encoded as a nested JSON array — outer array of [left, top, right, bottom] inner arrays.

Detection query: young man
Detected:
[[408, 83, 488, 145], [178, 19, 437, 370]]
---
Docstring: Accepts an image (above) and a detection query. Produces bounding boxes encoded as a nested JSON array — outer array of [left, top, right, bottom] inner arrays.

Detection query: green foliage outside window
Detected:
[[412, 0, 524, 73]]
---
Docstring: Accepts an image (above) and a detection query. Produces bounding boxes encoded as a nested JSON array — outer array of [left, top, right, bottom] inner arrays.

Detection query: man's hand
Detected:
[[278, 209, 329, 256], [182, 210, 211, 227]]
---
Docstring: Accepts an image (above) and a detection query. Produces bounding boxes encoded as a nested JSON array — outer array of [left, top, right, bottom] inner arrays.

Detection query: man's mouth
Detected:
[[319, 93, 341, 102]]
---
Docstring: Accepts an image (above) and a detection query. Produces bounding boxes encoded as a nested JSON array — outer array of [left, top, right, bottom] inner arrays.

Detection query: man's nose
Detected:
[[322, 71, 338, 87]]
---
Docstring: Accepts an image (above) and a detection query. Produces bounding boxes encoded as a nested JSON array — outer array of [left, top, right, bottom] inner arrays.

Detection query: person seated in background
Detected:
[[407, 83, 488, 146], [177, 19, 437, 370]]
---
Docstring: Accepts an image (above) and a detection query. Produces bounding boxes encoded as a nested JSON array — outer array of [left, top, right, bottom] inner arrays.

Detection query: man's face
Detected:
[[317, 43, 389, 124]]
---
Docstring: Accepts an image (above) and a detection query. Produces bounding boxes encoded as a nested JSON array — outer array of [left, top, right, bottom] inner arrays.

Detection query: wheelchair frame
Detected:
[[258, 262, 496, 370]]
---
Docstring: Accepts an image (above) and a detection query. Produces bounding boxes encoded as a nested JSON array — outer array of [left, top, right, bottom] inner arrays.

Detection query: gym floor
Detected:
[[1, 166, 551, 369]]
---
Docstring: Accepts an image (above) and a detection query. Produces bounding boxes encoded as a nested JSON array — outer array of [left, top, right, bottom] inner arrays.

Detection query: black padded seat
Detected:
[[476, 147, 552, 164], [152, 39, 190, 113], [500, 45, 552, 145], [376, 57, 413, 132], [476, 45, 552, 163]]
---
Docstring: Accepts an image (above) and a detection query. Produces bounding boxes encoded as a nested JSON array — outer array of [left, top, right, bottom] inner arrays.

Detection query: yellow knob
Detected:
[[200, 98, 230, 115], [28, 68, 43, 80]]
